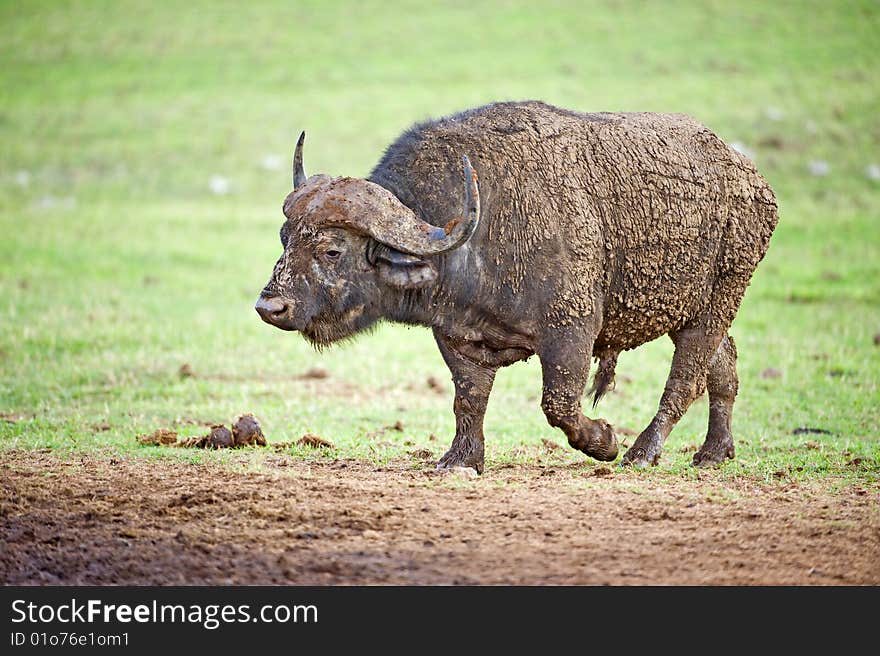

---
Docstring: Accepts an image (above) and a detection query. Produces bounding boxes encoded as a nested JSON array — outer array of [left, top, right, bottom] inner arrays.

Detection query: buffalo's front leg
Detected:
[[434, 330, 497, 474], [538, 326, 618, 462]]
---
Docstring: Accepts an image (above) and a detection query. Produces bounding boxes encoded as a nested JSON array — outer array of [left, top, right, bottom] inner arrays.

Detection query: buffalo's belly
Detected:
[[596, 236, 717, 351]]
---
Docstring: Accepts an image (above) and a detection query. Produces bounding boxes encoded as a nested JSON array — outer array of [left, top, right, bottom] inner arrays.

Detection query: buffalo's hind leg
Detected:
[[622, 327, 724, 467], [434, 330, 497, 474], [693, 334, 738, 467], [538, 326, 619, 462]]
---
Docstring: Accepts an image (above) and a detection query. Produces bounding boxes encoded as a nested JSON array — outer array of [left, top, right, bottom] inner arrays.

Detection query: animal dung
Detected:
[[136, 414, 268, 449], [232, 413, 267, 447], [297, 367, 330, 380], [297, 433, 335, 449], [136, 429, 179, 446], [208, 424, 234, 448]]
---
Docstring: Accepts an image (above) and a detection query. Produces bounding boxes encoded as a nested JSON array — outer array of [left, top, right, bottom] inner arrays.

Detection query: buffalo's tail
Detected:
[[587, 350, 619, 408]]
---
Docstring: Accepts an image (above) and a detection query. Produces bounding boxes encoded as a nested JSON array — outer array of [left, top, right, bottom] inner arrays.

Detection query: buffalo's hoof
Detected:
[[569, 419, 619, 462], [437, 444, 484, 474], [692, 439, 735, 468], [621, 432, 662, 467], [620, 447, 658, 468]]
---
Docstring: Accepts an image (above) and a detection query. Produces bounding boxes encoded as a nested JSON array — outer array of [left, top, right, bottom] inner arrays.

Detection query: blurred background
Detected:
[[1, 1, 877, 468]]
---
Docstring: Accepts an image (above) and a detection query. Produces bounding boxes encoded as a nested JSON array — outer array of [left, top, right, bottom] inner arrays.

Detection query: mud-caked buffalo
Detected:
[[256, 101, 778, 473]]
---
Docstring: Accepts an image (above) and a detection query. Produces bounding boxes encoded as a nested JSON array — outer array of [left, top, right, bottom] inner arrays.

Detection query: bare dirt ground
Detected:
[[1, 450, 877, 585]]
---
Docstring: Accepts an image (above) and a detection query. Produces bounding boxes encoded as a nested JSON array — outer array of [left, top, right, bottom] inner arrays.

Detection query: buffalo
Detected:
[[256, 101, 778, 473]]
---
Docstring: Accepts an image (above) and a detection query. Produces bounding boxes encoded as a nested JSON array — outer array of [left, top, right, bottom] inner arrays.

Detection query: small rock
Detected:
[[297, 433, 335, 449], [541, 438, 561, 452], [409, 448, 434, 459], [34, 194, 75, 210], [361, 529, 381, 540], [803, 440, 821, 450], [178, 363, 195, 379], [388, 420, 404, 432], [442, 466, 478, 480], [808, 160, 830, 176], [592, 466, 613, 477], [208, 175, 230, 195], [846, 457, 864, 467], [761, 367, 783, 379], [764, 106, 784, 121], [866, 164, 880, 181], [260, 154, 283, 171]]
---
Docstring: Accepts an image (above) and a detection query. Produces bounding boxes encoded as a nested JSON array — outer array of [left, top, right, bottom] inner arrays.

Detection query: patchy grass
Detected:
[[0, 0, 878, 487]]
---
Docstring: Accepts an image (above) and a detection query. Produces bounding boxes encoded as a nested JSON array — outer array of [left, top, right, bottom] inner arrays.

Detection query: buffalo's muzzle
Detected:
[[255, 295, 298, 331]]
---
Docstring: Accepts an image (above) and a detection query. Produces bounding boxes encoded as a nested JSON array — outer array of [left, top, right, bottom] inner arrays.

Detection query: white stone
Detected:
[[260, 154, 283, 171], [808, 160, 830, 176], [208, 175, 230, 195], [764, 107, 784, 121], [444, 466, 478, 480]]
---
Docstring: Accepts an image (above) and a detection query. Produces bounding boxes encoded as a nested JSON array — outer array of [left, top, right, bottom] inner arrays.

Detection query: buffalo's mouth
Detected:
[[256, 293, 375, 348]]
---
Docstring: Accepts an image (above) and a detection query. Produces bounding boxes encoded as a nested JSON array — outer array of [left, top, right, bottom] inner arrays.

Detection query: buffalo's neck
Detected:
[[380, 249, 476, 328], [369, 166, 477, 329], [381, 287, 436, 327]]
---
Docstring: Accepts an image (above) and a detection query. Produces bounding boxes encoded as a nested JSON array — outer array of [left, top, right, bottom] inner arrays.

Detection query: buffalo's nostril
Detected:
[[255, 296, 289, 323]]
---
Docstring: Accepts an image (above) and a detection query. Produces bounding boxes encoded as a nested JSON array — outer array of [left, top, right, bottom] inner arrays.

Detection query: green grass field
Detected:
[[1, 0, 878, 484]]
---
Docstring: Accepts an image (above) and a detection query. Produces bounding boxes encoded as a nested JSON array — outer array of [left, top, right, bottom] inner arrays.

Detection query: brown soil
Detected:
[[1, 451, 877, 585]]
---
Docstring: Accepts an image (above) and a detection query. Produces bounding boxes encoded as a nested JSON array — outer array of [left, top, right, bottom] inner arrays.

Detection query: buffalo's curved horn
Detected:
[[372, 155, 480, 256], [293, 131, 307, 189]]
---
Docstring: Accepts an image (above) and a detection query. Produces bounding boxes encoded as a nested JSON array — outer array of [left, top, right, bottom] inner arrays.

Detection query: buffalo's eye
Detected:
[[324, 249, 342, 260]]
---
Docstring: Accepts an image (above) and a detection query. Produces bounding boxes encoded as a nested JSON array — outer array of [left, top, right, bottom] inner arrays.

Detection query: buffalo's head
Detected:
[[255, 132, 480, 346]]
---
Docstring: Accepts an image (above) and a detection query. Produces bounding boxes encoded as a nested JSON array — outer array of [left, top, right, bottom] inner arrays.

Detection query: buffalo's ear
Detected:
[[367, 241, 437, 289]]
